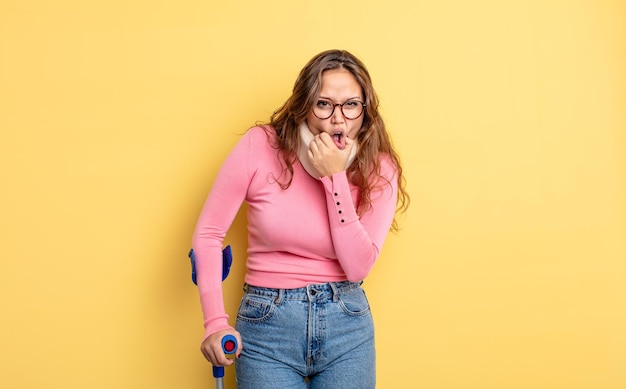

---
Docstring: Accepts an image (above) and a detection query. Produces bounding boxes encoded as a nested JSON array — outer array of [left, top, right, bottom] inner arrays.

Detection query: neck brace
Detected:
[[298, 121, 358, 180]]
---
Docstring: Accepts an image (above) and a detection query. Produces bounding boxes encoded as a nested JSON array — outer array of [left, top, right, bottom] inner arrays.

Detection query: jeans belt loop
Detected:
[[329, 282, 340, 302], [274, 288, 285, 305]]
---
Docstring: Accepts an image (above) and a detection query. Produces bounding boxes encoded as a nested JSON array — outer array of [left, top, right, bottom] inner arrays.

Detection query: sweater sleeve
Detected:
[[319, 156, 398, 281], [191, 130, 253, 339]]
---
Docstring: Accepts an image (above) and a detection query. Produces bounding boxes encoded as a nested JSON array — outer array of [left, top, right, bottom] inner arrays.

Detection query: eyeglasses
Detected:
[[312, 99, 366, 120]]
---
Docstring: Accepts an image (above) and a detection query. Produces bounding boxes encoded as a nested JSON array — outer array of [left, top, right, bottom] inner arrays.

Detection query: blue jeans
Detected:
[[235, 281, 376, 388]]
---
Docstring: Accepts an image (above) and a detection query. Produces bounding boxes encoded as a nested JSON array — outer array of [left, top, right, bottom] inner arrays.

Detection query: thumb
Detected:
[[341, 136, 357, 168], [343, 136, 355, 151]]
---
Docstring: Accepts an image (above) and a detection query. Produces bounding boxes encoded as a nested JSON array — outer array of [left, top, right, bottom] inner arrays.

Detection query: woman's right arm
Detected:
[[191, 129, 254, 361]]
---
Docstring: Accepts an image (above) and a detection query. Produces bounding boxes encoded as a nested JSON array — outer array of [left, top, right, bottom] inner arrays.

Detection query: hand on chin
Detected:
[[307, 133, 355, 178]]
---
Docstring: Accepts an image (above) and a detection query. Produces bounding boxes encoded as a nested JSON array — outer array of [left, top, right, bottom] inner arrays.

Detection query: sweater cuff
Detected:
[[199, 290, 233, 341], [320, 172, 358, 228]]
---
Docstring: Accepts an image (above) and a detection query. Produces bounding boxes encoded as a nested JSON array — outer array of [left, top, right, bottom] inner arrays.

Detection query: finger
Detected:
[[317, 132, 334, 147], [235, 334, 243, 358], [201, 342, 217, 365], [212, 343, 233, 366], [308, 138, 320, 154], [202, 337, 231, 366], [343, 137, 356, 154]]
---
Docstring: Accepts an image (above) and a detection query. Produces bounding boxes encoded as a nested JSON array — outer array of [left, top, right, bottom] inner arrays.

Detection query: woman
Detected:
[[192, 49, 409, 388]]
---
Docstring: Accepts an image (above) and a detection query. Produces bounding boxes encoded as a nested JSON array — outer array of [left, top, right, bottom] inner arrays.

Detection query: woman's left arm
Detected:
[[319, 157, 399, 281]]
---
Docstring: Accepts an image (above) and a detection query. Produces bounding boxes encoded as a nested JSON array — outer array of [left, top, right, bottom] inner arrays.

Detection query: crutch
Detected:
[[188, 246, 238, 389], [213, 334, 238, 389]]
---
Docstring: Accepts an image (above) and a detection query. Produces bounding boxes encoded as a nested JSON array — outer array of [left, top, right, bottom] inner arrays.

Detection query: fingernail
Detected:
[[237, 353, 241, 359]]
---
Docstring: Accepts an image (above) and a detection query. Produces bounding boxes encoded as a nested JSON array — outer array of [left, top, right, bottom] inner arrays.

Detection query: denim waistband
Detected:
[[243, 281, 363, 303]]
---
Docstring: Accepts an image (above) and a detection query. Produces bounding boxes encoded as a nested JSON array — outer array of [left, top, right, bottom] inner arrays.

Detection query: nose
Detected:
[[331, 104, 345, 123]]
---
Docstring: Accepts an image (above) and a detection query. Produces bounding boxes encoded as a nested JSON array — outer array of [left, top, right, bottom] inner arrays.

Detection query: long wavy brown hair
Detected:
[[265, 49, 409, 231]]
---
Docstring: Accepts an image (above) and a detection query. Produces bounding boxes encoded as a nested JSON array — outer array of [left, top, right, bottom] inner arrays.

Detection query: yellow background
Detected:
[[1, 0, 625, 388]]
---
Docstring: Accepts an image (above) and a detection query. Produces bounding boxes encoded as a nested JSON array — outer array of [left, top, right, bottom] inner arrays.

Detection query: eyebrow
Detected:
[[318, 96, 363, 102]]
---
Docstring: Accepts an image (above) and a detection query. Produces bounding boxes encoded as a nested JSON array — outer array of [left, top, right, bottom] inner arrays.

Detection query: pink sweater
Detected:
[[192, 126, 398, 337]]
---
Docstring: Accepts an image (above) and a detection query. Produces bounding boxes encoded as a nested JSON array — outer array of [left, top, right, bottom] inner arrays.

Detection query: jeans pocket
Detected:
[[237, 294, 275, 323], [338, 287, 371, 316]]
